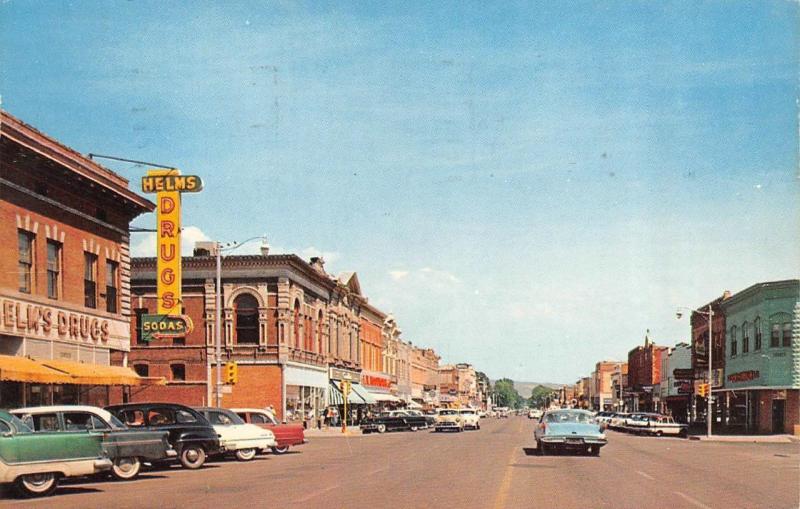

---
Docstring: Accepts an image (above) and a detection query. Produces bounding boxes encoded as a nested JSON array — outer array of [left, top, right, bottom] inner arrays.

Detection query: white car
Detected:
[[528, 409, 543, 420], [196, 408, 276, 461], [458, 409, 480, 430]]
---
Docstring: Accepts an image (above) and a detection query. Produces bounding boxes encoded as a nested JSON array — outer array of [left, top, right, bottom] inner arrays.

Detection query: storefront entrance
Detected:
[[772, 400, 785, 434]]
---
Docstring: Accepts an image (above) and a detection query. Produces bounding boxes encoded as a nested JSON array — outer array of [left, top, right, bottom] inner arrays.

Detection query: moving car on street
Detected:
[[195, 408, 276, 461], [528, 409, 543, 420], [361, 410, 429, 433], [106, 403, 220, 470], [0, 409, 112, 498], [231, 408, 306, 454], [495, 407, 509, 418], [534, 409, 607, 456], [11, 405, 175, 481], [434, 409, 464, 432], [458, 408, 480, 430]]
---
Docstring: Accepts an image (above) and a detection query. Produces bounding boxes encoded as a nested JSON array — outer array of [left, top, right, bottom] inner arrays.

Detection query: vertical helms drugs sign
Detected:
[[141, 169, 203, 316]]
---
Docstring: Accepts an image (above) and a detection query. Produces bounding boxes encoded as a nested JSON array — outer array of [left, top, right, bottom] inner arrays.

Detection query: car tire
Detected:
[[410, 425, 419, 432], [590, 446, 600, 456], [235, 448, 257, 461], [179, 445, 206, 469], [111, 456, 141, 480], [679, 429, 688, 438], [377, 424, 386, 434], [271, 445, 290, 454], [15, 473, 59, 498], [539, 442, 548, 456], [655, 430, 663, 437]]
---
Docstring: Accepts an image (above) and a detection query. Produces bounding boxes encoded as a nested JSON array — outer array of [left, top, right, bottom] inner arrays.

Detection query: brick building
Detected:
[[0, 110, 154, 408], [690, 291, 730, 425], [626, 332, 668, 412], [592, 360, 623, 411], [359, 303, 398, 406], [121, 248, 381, 422], [410, 346, 440, 409]]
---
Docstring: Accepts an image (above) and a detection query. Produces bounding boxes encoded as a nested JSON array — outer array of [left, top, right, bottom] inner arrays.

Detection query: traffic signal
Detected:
[[224, 362, 238, 385], [697, 383, 708, 397]]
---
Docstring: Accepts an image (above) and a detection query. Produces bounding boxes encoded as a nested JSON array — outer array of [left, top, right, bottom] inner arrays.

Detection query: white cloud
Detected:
[[130, 225, 211, 257], [389, 270, 410, 281]]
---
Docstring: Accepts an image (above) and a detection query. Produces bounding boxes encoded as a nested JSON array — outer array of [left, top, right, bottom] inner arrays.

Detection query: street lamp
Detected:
[[677, 304, 714, 437], [213, 236, 268, 407]]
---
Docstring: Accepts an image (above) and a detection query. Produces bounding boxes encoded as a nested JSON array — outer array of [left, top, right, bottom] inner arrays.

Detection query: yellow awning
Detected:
[[0, 355, 74, 384], [39, 359, 163, 386]]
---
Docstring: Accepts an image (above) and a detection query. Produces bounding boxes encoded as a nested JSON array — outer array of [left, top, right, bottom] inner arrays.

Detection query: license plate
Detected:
[[566, 438, 583, 444]]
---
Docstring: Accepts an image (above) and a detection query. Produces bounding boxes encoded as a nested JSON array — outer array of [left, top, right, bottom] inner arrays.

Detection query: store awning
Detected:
[[350, 384, 376, 404], [329, 381, 364, 405], [362, 389, 401, 403], [39, 359, 164, 386], [0, 355, 74, 384]]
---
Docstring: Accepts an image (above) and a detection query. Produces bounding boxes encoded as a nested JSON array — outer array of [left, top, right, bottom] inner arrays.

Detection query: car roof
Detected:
[[229, 408, 272, 414], [11, 405, 116, 422]]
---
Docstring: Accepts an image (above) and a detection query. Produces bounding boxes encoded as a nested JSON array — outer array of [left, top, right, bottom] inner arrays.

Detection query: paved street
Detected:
[[2, 416, 797, 509]]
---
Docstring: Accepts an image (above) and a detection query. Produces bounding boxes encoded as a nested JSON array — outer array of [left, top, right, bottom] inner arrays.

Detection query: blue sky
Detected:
[[2, 1, 797, 384]]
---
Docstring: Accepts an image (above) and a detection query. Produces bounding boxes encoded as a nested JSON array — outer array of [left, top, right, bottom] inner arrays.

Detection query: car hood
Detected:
[[436, 415, 461, 423], [545, 422, 603, 436], [214, 423, 275, 441]]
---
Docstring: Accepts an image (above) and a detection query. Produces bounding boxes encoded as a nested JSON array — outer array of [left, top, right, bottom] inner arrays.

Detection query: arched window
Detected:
[[754, 317, 762, 350], [293, 300, 301, 349], [234, 294, 259, 344]]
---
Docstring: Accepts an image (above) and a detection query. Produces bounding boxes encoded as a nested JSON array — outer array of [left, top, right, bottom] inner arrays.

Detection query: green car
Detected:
[[0, 409, 112, 497]]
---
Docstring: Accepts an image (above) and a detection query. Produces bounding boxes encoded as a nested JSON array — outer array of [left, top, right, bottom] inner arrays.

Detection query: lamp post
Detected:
[[677, 304, 714, 437], [214, 236, 268, 407]]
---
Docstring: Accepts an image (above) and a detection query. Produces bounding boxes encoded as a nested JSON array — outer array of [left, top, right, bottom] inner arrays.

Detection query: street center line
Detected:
[[636, 470, 654, 480], [673, 491, 713, 509], [493, 421, 521, 509]]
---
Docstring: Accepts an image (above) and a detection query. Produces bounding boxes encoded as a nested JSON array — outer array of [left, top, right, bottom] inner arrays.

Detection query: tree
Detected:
[[529, 385, 555, 408], [494, 378, 522, 408]]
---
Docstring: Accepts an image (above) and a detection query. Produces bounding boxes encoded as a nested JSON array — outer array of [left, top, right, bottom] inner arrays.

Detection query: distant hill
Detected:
[[490, 380, 563, 397]]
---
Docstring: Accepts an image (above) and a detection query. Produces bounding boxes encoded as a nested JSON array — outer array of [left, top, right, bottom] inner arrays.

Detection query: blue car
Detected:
[[534, 409, 607, 456]]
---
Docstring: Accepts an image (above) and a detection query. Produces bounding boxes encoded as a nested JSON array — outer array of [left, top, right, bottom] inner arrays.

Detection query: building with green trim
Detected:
[[718, 279, 799, 434]]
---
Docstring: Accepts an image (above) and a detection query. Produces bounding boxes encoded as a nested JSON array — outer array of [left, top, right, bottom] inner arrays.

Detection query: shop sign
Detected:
[[141, 169, 203, 316], [361, 373, 391, 389], [641, 385, 653, 393], [1, 296, 110, 343], [674, 380, 692, 394], [140, 314, 194, 342], [329, 367, 358, 381], [727, 370, 760, 383], [711, 368, 724, 388], [673, 368, 694, 380]]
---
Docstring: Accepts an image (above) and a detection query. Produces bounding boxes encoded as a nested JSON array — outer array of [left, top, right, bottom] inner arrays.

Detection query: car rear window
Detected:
[[119, 409, 145, 427]]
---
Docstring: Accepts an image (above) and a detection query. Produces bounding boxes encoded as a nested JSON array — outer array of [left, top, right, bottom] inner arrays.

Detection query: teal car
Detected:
[[534, 409, 608, 456], [0, 409, 112, 497]]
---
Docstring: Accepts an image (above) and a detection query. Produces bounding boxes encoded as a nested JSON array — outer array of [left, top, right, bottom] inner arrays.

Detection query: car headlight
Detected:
[[599, 433, 606, 440]]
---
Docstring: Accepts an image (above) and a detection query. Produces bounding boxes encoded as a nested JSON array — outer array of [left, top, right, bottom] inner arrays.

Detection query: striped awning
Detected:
[[329, 381, 364, 405], [350, 383, 376, 404]]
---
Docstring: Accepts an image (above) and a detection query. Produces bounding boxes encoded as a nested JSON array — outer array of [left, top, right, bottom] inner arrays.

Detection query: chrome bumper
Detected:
[[94, 458, 113, 472]]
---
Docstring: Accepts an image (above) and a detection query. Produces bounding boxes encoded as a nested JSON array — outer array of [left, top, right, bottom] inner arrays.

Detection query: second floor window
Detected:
[[234, 294, 259, 344], [18, 230, 34, 293], [84, 253, 97, 308], [133, 364, 149, 377], [754, 318, 762, 350], [106, 260, 118, 313], [742, 322, 750, 353], [729, 326, 737, 357], [783, 322, 792, 347], [171, 364, 186, 381], [135, 308, 148, 345], [46, 240, 61, 299], [771, 323, 780, 347]]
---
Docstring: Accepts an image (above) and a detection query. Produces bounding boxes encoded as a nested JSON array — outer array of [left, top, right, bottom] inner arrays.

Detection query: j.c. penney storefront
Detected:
[[0, 295, 161, 408]]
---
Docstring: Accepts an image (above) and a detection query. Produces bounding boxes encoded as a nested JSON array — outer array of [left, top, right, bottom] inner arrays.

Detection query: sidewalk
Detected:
[[688, 434, 799, 443], [304, 425, 367, 438]]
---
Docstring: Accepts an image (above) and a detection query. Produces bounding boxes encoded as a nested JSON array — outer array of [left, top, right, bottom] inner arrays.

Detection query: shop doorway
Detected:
[[771, 400, 785, 434]]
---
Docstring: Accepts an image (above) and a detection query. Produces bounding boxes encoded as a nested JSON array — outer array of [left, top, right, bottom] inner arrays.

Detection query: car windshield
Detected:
[[439, 410, 457, 416], [206, 409, 245, 425], [5, 413, 33, 433], [545, 412, 593, 424]]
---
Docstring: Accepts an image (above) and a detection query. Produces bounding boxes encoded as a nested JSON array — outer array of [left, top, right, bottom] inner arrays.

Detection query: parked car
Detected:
[[434, 409, 464, 432], [528, 408, 543, 420], [593, 411, 615, 428], [361, 410, 429, 434], [477, 410, 486, 418], [195, 408, 276, 461], [458, 409, 480, 430], [231, 408, 306, 454], [106, 403, 220, 470], [608, 413, 630, 430], [0, 409, 112, 497], [403, 409, 436, 427], [624, 413, 661, 434], [534, 409, 607, 456], [629, 414, 688, 437], [495, 407, 509, 418], [11, 405, 175, 481]]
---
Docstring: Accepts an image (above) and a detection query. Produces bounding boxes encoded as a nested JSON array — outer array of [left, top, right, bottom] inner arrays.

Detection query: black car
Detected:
[[106, 403, 221, 469], [361, 410, 429, 434]]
